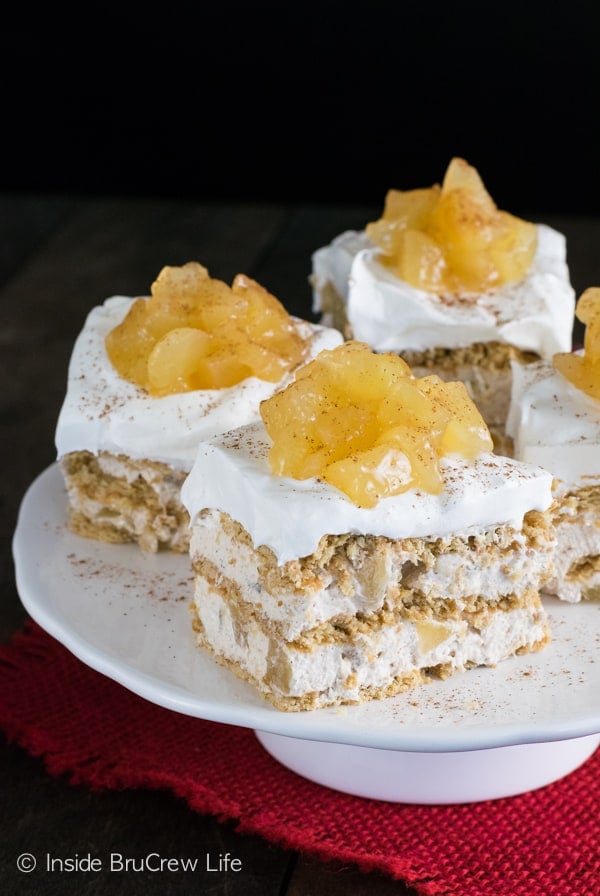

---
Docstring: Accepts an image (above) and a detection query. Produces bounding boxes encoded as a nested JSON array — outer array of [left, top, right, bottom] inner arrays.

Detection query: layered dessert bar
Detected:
[[507, 287, 600, 602], [55, 262, 342, 552], [311, 158, 575, 448], [181, 341, 554, 711]]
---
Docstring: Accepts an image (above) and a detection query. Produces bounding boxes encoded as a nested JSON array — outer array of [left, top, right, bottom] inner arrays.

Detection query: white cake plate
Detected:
[[12, 465, 600, 804]]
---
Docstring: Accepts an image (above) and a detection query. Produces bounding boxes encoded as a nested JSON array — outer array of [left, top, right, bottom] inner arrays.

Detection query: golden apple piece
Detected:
[[577, 287, 600, 358], [431, 190, 537, 291], [192, 347, 256, 390], [105, 262, 309, 393], [553, 352, 600, 401], [365, 157, 537, 292], [553, 287, 600, 400], [377, 378, 444, 434], [294, 342, 412, 405], [147, 327, 216, 395], [441, 157, 496, 214], [233, 274, 307, 368], [150, 262, 215, 316], [381, 186, 441, 224], [324, 444, 413, 508], [393, 229, 449, 292], [366, 187, 441, 257], [364, 217, 403, 258], [260, 341, 492, 507], [381, 426, 444, 494], [104, 298, 162, 389], [153, 260, 210, 294], [487, 213, 538, 285], [419, 378, 493, 456], [234, 339, 292, 383], [430, 190, 498, 291]]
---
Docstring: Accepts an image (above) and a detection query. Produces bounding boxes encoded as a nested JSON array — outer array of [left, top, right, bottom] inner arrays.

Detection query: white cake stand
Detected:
[[13, 464, 600, 804]]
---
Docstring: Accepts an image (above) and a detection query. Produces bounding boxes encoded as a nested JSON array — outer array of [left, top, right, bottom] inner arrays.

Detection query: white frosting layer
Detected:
[[181, 421, 553, 563], [506, 355, 600, 487], [311, 230, 372, 315], [55, 296, 343, 471], [312, 224, 575, 356]]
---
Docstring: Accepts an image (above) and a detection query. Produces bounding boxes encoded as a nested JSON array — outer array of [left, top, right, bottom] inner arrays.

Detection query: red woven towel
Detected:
[[1, 619, 598, 896]]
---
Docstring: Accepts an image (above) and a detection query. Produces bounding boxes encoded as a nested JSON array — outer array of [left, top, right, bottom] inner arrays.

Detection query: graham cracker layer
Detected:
[[189, 508, 553, 711], [61, 450, 189, 553], [546, 483, 600, 602]]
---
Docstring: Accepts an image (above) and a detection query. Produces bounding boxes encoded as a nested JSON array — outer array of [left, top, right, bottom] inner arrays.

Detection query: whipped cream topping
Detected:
[[506, 355, 600, 487], [311, 230, 372, 315], [312, 224, 575, 356], [55, 296, 343, 471], [181, 421, 553, 563]]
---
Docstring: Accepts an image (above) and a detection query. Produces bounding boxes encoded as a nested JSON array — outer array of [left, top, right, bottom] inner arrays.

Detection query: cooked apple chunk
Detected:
[[105, 262, 307, 395], [553, 287, 600, 400], [365, 158, 538, 294], [260, 341, 493, 508]]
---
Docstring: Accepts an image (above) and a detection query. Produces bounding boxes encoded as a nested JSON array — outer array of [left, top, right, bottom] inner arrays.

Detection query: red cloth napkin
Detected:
[[1, 619, 598, 896]]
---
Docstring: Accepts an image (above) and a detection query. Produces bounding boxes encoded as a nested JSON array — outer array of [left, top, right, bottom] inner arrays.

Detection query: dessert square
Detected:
[[55, 262, 342, 552], [507, 288, 600, 602], [181, 342, 554, 711], [311, 158, 575, 450]]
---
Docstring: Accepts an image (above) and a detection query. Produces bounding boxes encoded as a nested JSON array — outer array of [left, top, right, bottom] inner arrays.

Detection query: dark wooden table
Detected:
[[1, 193, 598, 894]]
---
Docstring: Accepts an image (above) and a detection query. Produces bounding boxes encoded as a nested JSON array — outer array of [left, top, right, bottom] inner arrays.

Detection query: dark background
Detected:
[[2, 1, 599, 218]]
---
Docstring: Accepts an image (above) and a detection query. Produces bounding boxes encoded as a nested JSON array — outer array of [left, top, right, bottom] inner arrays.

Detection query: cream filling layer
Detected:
[[190, 509, 551, 640], [193, 584, 548, 705]]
